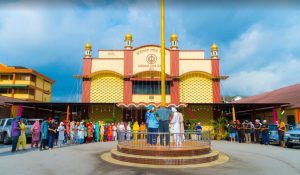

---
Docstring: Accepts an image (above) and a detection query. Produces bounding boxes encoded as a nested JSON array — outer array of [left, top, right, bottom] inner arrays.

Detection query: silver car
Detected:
[[284, 126, 300, 148], [0, 118, 35, 144]]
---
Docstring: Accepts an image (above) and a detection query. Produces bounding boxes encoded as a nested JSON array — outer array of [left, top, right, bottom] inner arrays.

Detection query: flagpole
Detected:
[[160, 0, 166, 106]]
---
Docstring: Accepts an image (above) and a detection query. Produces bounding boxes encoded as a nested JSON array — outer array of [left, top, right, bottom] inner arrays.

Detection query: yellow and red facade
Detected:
[[81, 34, 225, 105], [79, 34, 226, 127]]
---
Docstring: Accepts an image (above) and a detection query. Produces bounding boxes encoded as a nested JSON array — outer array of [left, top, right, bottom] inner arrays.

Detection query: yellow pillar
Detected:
[[160, 0, 166, 106], [232, 105, 236, 121]]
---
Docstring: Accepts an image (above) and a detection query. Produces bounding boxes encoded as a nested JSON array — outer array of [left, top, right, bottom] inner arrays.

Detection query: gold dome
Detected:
[[170, 33, 178, 41], [211, 43, 218, 51], [125, 33, 133, 41], [85, 42, 92, 50]]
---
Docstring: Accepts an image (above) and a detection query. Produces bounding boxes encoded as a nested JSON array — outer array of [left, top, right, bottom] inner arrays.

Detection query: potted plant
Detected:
[[210, 117, 228, 140]]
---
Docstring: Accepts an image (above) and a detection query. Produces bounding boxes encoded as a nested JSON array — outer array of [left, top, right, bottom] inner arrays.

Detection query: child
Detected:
[[57, 122, 65, 147], [196, 122, 202, 141]]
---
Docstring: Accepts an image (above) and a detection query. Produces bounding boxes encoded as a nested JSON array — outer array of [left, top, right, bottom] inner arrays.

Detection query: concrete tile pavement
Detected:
[[0, 141, 299, 175]]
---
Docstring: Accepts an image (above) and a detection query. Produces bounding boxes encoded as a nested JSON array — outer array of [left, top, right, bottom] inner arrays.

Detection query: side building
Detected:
[[0, 64, 55, 102], [235, 83, 300, 126]]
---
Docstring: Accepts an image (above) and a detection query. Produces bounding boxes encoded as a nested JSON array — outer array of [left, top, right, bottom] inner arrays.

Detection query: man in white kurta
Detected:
[[171, 107, 183, 146]]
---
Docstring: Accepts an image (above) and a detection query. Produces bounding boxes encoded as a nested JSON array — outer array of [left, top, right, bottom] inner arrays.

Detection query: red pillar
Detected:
[[211, 59, 221, 103], [123, 50, 133, 104], [82, 57, 92, 102], [170, 50, 180, 105]]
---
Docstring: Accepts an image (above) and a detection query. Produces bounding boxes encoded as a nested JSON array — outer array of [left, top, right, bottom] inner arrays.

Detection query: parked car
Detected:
[[0, 118, 40, 145], [269, 124, 292, 145], [284, 126, 300, 148]]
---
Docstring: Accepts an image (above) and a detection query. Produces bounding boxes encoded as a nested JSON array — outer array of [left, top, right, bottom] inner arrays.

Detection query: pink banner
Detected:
[[187, 107, 196, 119], [17, 105, 23, 116], [273, 107, 278, 124]]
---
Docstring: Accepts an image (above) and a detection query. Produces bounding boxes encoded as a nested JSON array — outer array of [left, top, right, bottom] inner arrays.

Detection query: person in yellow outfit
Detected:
[[132, 121, 140, 140], [139, 122, 146, 139], [100, 121, 105, 142], [17, 118, 26, 151]]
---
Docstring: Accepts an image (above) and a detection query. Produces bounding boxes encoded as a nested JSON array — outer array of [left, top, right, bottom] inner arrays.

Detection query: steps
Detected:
[[110, 148, 219, 165]]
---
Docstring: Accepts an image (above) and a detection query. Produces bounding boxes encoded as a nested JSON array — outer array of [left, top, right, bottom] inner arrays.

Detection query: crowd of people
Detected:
[[10, 105, 204, 152], [11, 117, 124, 152], [228, 119, 287, 147], [11, 106, 291, 153]]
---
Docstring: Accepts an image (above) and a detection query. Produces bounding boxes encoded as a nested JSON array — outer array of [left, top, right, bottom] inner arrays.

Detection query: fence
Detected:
[[117, 130, 211, 148]]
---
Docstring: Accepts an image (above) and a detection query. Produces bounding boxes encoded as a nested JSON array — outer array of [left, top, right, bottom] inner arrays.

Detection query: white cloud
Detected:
[[222, 57, 300, 96], [221, 15, 300, 97]]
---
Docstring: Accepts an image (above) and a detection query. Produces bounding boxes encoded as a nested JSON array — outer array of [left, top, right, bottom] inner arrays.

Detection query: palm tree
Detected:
[[210, 117, 228, 140]]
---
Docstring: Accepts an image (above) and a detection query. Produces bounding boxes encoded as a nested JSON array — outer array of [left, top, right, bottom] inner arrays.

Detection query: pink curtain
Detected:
[[273, 107, 278, 124], [17, 105, 23, 116]]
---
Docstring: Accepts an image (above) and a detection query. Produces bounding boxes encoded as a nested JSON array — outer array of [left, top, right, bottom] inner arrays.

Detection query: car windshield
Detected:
[[269, 125, 278, 131], [6, 119, 12, 126]]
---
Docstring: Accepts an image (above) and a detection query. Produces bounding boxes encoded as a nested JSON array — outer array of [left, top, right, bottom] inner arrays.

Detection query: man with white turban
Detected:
[[170, 107, 184, 146]]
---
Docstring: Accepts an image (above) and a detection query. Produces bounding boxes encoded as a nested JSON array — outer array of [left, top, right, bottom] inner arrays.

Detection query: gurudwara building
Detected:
[[78, 34, 227, 128]]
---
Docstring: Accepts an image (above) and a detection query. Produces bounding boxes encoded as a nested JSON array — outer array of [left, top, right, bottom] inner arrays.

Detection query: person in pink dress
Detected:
[[31, 120, 41, 148]]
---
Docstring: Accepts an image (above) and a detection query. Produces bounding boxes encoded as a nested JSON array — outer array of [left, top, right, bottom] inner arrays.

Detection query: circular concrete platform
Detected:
[[100, 150, 229, 169]]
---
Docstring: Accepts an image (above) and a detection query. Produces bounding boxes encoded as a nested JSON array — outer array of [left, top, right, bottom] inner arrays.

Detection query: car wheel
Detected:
[[3, 133, 11, 145]]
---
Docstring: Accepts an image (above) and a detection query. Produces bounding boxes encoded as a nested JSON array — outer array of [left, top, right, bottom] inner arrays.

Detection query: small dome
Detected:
[[85, 42, 92, 50], [125, 33, 133, 41], [170, 33, 178, 41], [211, 43, 218, 51]]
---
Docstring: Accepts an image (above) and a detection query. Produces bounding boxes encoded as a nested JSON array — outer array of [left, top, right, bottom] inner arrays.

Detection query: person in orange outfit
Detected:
[[139, 122, 146, 139], [107, 123, 113, 141], [100, 121, 104, 142]]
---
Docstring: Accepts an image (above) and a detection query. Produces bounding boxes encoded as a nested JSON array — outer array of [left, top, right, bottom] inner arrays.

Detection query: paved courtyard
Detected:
[[0, 141, 299, 175]]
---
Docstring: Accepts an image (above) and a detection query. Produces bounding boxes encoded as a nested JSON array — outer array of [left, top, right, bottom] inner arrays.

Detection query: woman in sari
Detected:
[[31, 120, 40, 148], [17, 118, 26, 151], [107, 123, 113, 141], [77, 122, 85, 144], [87, 122, 94, 143], [94, 121, 100, 142]]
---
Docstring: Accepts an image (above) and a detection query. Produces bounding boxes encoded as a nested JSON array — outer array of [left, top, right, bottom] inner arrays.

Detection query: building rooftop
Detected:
[[0, 64, 55, 83], [235, 83, 300, 109]]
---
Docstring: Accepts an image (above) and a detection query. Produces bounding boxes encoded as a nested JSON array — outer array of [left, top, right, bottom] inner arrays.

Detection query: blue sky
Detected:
[[0, 0, 300, 101]]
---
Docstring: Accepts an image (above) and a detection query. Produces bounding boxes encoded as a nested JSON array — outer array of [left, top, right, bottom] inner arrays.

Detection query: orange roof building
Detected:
[[235, 83, 300, 125], [0, 64, 55, 102]]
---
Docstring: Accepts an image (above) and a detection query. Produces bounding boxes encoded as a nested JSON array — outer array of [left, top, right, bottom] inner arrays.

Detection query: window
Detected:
[[16, 74, 31, 81], [29, 89, 35, 96], [15, 89, 29, 94], [133, 81, 171, 95], [0, 88, 12, 94], [30, 75, 36, 82], [0, 74, 13, 80]]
